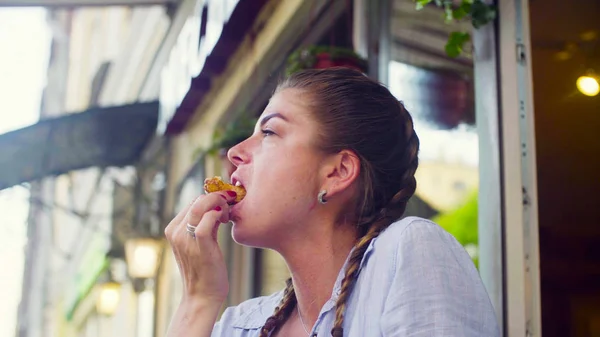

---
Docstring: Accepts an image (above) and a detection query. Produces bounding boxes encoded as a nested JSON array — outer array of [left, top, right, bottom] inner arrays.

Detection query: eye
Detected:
[[261, 129, 275, 137]]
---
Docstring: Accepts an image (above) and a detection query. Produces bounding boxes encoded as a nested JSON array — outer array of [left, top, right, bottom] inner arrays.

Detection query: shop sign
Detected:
[[158, 0, 240, 133]]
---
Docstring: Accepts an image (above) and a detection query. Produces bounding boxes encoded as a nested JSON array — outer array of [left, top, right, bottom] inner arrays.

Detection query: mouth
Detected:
[[204, 176, 246, 205], [230, 175, 247, 206], [231, 173, 247, 189], [229, 192, 245, 221], [231, 176, 243, 188]]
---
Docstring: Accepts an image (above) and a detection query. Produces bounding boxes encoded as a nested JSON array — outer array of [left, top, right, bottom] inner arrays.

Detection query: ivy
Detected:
[[446, 31, 471, 58], [415, 0, 497, 58], [193, 114, 257, 160]]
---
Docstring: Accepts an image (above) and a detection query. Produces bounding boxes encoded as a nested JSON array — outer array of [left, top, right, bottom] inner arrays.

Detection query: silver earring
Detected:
[[318, 190, 328, 204]]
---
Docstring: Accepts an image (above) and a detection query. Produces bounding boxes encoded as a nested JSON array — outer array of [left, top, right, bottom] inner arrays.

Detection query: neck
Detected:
[[275, 214, 358, 329]]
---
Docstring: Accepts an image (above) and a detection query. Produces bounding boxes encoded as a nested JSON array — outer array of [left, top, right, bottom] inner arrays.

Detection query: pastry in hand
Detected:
[[203, 176, 246, 203]]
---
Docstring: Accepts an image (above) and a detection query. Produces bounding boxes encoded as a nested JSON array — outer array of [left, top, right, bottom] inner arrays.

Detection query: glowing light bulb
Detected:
[[97, 282, 121, 316], [576, 75, 600, 97], [125, 238, 161, 279]]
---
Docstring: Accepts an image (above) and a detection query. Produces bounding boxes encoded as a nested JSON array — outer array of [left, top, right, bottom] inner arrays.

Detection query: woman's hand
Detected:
[[165, 190, 237, 305]]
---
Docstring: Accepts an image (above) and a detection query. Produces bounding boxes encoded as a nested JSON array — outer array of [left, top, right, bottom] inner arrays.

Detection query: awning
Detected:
[[0, 101, 159, 190], [164, 0, 269, 135], [0, 0, 179, 7]]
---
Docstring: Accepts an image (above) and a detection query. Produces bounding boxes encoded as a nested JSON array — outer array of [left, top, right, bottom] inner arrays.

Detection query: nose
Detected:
[[227, 141, 247, 168]]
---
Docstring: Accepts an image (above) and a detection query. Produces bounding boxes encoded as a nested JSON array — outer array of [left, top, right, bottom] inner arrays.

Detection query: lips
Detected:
[[233, 179, 243, 189], [228, 177, 244, 220], [230, 175, 245, 191], [227, 174, 246, 205], [229, 175, 247, 212]]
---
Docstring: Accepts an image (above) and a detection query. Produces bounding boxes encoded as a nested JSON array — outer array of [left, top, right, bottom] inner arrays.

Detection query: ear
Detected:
[[320, 150, 361, 198]]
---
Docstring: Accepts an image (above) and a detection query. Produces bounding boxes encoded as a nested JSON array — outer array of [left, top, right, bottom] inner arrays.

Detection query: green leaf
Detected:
[[431, 191, 479, 267], [445, 42, 461, 58], [432, 192, 478, 246], [415, 0, 432, 10], [471, 0, 497, 29], [453, 1, 472, 20], [206, 114, 258, 156], [445, 31, 470, 58]]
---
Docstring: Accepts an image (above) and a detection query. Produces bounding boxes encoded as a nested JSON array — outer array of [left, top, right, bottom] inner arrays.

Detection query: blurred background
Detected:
[[0, 0, 598, 337]]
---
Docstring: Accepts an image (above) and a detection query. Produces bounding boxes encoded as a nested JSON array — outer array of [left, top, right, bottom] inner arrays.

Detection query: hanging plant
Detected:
[[415, 0, 497, 58], [208, 115, 257, 155], [285, 45, 368, 76], [193, 114, 257, 160]]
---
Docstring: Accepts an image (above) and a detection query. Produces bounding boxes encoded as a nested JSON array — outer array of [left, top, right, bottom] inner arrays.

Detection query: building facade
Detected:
[[14, 3, 176, 337], [8, 0, 599, 336], [152, 0, 539, 336]]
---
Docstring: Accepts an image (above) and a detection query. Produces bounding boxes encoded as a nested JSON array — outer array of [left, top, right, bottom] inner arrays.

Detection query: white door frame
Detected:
[[472, 2, 504, 332], [498, 0, 542, 336]]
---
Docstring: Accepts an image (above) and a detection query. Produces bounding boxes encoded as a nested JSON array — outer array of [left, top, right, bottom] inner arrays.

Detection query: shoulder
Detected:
[[212, 290, 282, 333], [377, 216, 465, 255], [372, 215, 480, 280], [374, 217, 500, 335], [373, 216, 459, 254], [378, 215, 452, 243], [357, 216, 477, 290]]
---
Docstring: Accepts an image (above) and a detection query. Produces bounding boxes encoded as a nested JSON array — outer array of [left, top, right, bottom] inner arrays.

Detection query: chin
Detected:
[[230, 220, 258, 246], [230, 220, 271, 248]]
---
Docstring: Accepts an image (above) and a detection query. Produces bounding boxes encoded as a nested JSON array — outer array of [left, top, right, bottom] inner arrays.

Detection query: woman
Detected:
[[164, 68, 500, 336]]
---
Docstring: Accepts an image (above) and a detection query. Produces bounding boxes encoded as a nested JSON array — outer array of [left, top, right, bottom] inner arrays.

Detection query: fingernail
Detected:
[[226, 191, 237, 197], [220, 195, 227, 200], [214, 206, 222, 211]]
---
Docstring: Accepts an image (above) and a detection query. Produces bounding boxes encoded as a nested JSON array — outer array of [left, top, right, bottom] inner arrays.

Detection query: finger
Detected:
[[194, 208, 226, 242], [212, 190, 237, 205], [165, 198, 197, 238], [186, 192, 232, 226], [217, 206, 231, 224]]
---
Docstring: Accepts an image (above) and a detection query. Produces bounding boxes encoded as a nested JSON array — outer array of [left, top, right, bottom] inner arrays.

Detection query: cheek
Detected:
[[256, 143, 316, 184], [251, 151, 318, 216], [258, 164, 315, 208], [232, 149, 320, 245]]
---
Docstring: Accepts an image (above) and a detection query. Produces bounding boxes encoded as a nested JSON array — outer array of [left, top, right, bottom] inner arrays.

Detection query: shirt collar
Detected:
[[231, 290, 284, 329]]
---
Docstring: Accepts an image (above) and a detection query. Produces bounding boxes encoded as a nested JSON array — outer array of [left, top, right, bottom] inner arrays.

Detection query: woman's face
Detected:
[[227, 88, 327, 248]]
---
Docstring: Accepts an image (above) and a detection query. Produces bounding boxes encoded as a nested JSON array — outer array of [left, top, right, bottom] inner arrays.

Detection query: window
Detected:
[[387, 0, 479, 263]]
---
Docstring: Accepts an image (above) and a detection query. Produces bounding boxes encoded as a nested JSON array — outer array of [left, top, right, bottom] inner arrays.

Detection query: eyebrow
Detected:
[[259, 112, 288, 127]]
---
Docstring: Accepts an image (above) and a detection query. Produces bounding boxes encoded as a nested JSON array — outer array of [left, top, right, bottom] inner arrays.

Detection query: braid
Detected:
[[259, 278, 296, 337], [330, 224, 385, 336], [331, 110, 420, 336]]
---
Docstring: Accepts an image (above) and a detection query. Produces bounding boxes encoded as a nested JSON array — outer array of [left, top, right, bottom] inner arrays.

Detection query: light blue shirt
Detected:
[[211, 217, 500, 336]]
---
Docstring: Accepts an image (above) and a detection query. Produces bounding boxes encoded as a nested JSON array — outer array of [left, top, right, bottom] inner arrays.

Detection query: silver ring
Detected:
[[186, 223, 196, 238]]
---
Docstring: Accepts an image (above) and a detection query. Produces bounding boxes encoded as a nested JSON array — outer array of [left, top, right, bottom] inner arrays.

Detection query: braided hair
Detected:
[[259, 278, 296, 336], [259, 68, 420, 337]]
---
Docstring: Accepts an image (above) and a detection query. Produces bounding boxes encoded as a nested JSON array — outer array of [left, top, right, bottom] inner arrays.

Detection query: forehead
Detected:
[[260, 88, 312, 123]]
